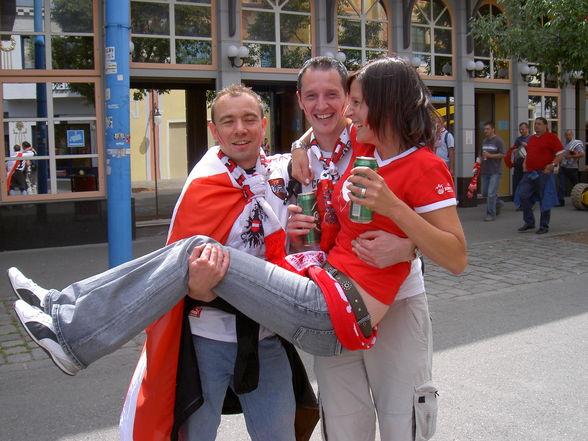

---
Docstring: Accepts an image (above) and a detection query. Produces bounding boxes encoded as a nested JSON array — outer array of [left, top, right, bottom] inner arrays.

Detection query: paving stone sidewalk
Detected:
[[2, 235, 587, 369]]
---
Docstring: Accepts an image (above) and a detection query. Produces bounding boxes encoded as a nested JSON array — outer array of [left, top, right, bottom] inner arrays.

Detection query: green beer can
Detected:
[[298, 192, 321, 247], [350, 156, 378, 224]]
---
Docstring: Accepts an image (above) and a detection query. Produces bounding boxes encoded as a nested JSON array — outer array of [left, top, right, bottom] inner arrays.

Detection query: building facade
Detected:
[[1, 0, 586, 249]]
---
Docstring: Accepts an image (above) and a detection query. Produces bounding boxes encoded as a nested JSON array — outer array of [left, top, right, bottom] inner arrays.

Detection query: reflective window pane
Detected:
[[366, 49, 386, 62], [339, 19, 361, 47], [415, 1, 431, 21], [432, 0, 447, 25], [52, 36, 94, 69], [56, 158, 99, 193], [243, 10, 275, 41], [437, 8, 451, 27], [51, 83, 96, 117], [435, 56, 452, 76], [131, 2, 170, 35], [366, 2, 387, 20], [282, 0, 311, 13], [280, 45, 310, 69], [434, 29, 451, 54], [1, 3, 43, 33], [132, 37, 171, 63], [182, 0, 211, 3], [412, 27, 430, 53], [2, 83, 46, 119], [50, 0, 93, 33], [338, 0, 360, 16], [245, 43, 276, 68], [175, 5, 211, 38], [341, 48, 362, 71], [242, 0, 273, 10], [411, 6, 428, 25], [176, 39, 212, 65], [54, 121, 98, 155], [280, 14, 310, 44], [415, 54, 432, 75], [365, 20, 387, 49], [0, 35, 45, 70]]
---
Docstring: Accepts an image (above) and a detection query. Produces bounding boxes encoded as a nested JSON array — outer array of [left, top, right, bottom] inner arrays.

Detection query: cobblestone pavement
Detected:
[[1, 234, 587, 370]]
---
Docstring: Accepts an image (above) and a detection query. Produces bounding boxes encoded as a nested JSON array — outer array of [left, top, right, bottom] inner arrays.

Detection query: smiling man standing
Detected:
[[121, 84, 315, 441]]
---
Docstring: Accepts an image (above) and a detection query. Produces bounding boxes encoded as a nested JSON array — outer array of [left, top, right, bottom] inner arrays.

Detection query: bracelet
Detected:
[[291, 140, 308, 153]]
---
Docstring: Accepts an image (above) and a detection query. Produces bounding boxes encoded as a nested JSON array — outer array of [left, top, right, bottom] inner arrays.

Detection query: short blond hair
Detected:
[[210, 84, 265, 123]]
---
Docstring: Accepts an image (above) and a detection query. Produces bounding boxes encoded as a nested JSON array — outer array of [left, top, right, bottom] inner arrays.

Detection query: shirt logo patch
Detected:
[[435, 183, 455, 195], [269, 178, 287, 200]]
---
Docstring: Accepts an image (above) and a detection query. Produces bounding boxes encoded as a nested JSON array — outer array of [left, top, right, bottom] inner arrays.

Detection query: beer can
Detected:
[[350, 156, 378, 224], [298, 192, 321, 246]]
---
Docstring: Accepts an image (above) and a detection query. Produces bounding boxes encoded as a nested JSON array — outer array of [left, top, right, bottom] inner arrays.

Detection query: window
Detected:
[[131, 0, 213, 65], [474, 3, 509, 79], [411, 0, 452, 76], [337, 0, 388, 71], [242, 0, 312, 69], [527, 64, 558, 89], [528, 95, 559, 135], [0, 0, 95, 71], [2, 81, 102, 197]]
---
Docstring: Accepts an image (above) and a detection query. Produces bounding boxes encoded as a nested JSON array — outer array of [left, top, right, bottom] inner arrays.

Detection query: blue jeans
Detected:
[[481, 173, 503, 218], [557, 167, 579, 201], [181, 335, 295, 441], [518, 172, 551, 229], [46, 235, 341, 369]]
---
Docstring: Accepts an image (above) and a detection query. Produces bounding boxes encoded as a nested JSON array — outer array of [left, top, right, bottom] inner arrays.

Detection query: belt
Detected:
[[322, 261, 372, 338]]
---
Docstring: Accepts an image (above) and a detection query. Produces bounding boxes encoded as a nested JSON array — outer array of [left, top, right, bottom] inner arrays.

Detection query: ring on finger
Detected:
[[360, 187, 367, 197]]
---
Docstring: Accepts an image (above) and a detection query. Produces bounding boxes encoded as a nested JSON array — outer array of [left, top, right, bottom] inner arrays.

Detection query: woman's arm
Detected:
[[348, 167, 467, 275]]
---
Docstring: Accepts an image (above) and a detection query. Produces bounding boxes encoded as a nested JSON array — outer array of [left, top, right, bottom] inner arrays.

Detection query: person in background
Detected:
[[511, 122, 530, 204], [480, 122, 506, 221], [557, 129, 585, 206], [517, 117, 565, 234], [434, 123, 455, 176]]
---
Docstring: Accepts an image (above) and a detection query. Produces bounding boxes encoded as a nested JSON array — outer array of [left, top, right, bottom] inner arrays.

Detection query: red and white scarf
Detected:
[[307, 127, 352, 252]]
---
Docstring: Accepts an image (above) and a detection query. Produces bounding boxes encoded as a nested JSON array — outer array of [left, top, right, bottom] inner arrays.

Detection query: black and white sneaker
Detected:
[[7, 267, 50, 310], [14, 300, 79, 376]]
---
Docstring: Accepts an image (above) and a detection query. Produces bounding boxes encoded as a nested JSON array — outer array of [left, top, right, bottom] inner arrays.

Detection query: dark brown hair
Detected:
[[346, 57, 437, 151]]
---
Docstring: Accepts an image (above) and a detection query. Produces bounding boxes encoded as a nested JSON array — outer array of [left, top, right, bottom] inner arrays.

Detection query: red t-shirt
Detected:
[[525, 132, 564, 172], [327, 144, 456, 305]]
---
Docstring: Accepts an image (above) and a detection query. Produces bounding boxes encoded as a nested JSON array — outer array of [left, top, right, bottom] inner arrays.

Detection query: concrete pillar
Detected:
[[216, 0, 242, 90]]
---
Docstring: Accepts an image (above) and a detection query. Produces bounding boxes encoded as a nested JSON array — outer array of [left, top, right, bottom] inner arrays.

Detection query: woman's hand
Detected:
[[352, 231, 416, 268], [187, 244, 229, 302], [347, 166, 403, 219]]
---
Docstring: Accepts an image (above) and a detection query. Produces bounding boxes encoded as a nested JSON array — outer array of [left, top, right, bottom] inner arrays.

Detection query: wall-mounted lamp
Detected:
[[324, 51, 347, 62], [571, 70, 584, 81], [153, 108, 162, 126], [518, 62, 538, 81], [465, 60, 485, 77], [411, 56, 423, 69], [227, 45, 249, 68]]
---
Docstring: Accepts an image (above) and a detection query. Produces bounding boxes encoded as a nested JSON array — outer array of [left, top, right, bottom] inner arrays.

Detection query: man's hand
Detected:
[[187, 244, 229, 302], [287, 204, 316, 250], [351, 231, 416, 268], [291, 147, 313, 186]]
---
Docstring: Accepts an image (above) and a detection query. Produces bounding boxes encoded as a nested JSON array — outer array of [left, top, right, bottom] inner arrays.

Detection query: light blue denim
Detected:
[[46, 235, 342, 369], [481, 173, 504, 218], [181, 335, 296, 441]]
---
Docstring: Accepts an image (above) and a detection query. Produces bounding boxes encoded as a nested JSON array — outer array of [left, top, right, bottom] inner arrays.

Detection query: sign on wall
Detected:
[[67, 130, 85, 147]]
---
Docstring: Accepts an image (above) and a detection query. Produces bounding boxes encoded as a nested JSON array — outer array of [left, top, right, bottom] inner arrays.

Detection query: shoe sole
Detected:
[[14, 307, 77, 376], [7, 269, 43, 309]]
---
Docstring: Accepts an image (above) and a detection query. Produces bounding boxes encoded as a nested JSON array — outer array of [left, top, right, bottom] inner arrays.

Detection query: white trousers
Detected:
[[314, 293, 437, 441]]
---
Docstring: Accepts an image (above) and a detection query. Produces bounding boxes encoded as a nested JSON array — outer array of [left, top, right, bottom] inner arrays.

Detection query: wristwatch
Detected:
[[291, 140, 308, 153]]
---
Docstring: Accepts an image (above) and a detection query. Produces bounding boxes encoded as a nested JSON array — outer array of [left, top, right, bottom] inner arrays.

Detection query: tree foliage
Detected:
[[469, 0, 588, 84]]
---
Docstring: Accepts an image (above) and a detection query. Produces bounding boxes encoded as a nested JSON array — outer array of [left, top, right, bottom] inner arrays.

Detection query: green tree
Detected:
[[469, 0, 588, 84]]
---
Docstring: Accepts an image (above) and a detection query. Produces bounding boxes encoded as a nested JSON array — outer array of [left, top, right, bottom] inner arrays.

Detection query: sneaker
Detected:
[[7, 267, 49, 310], [517, 225, 535, 232], [484, 217, 496, 222], [14, 300, 79, 376], [536, 227, 549, 235]]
